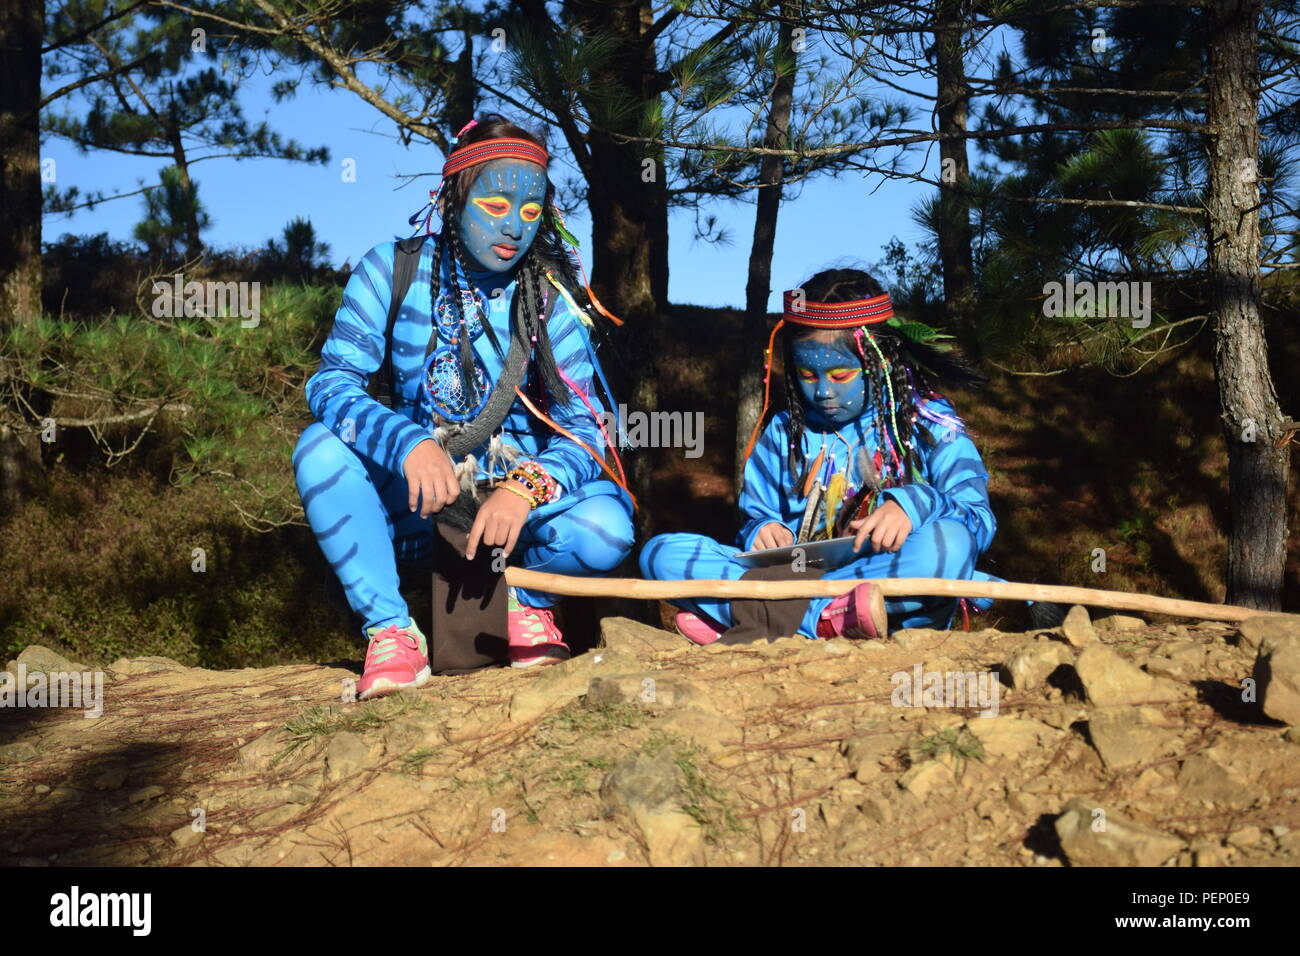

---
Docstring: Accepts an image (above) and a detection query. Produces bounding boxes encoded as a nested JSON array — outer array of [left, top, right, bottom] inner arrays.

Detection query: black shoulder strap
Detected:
[[376, 234, 428, 406]]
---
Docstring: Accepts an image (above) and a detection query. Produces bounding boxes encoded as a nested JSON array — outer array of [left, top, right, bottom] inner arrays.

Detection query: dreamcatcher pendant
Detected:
[[433, 288, 487, 343], [422, 345, 491, 423]]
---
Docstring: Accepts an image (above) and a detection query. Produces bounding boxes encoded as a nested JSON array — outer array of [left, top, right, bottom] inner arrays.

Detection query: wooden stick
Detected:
[[502, 568, 1282, 623]]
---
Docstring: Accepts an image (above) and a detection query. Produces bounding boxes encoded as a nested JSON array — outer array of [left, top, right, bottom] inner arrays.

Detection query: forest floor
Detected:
[[2, 609, 1298, 867]]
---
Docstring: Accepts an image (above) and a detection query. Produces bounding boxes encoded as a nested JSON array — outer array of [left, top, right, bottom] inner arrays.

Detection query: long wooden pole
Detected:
[[503, 569, 1282, 623]]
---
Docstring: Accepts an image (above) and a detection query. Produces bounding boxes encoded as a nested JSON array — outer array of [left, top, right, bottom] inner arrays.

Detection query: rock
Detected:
[[1192, 840, 1230, 867], [238, 731, 285, 770], [34, 784, 50, 794], [898, 760, 954, 801], [1177, 750, 1256, 807], [1253, 632, 1300, 726], [841, 722, 911, 776], [1227, 825, 1261, 849], [119, 656, 187, 675], [1284, 727, 1300, 745], [507, 648, 639, 722], [1144, 642, 1208, 681], [170, 823, 204, 848], [1061, 606, 1096, 648], [324, 732, 371, 782], [891, 628, 946, 651], [860, 796, 894, 825], [600, 749, 703, 867], [654, 709, 740, 754], [0, 742, 37, 764], [1237, 614, 1300, 656], [16, 645, 79, 675], [128, 785, 165, 804], [92, 766, 128, 790], [966, 716, 1059, 759], [1054, 797, 1184, 867], [1002, 640, 1073, 691], [586, 673, 709, 712], [1087, 709, 1179, 771], [598, 617, 683, 655], [1075, 645, 1183, 707], [1095, 615, 1146, 634]]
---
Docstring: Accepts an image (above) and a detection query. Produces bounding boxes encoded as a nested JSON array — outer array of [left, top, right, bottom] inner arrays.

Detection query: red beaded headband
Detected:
[[739, 290, 896, 467], [781, 289, 894, 327], [441, 137, 548, 178]]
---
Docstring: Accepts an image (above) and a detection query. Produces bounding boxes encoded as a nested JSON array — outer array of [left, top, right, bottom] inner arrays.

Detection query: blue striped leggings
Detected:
[[293, 422, 635, 638], [639, 518, 993, 636]]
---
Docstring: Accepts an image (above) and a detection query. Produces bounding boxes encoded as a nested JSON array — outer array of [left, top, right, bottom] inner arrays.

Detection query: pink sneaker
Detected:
[[815, 582, 888, 639], [675, 610, 727, 646], [508, 591, 570, 668], [358, 620, 431, 701]]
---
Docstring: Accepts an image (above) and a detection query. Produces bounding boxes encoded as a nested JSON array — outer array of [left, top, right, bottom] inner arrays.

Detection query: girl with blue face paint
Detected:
[[640, 268, 1002, 645], [294, 114, 634, 697]]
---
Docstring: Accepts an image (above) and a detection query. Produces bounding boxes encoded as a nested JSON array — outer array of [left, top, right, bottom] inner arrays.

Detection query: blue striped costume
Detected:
[[640, 398, 999, 634], [294, 238, 634, 638]]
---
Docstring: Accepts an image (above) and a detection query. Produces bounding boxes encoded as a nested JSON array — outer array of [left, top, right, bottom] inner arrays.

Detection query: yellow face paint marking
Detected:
[[520, 202, 542, 222], [472, 196, 511, 217]]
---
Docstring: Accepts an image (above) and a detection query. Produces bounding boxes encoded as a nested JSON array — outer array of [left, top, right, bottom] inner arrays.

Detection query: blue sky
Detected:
[[41, 31, 962, 310]]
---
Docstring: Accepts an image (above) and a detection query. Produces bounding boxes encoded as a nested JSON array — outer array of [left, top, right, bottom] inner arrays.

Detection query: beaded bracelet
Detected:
[[505, 460, 558, 507], [496, 480, 536, 509]]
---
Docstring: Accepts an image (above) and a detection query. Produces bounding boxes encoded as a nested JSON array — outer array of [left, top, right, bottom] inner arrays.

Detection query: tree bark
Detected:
[[0, 0, 44, 327], [557, 0, 670, 535], [736, 9, 795, 493], [934, 0, 976, 348], [1206, 0, 1288, 609]]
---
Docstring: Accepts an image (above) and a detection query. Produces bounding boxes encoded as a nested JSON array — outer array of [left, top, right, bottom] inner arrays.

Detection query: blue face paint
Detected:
[[456, 159, 548, 274], [791, 338, 867, 427]]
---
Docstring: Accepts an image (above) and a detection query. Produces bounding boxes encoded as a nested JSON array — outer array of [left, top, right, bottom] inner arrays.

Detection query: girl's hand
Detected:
[[403, 439, 461, 518], [850, 500, 912, 554], [465, 484, 532, 560], [754, 522, 795, 551]]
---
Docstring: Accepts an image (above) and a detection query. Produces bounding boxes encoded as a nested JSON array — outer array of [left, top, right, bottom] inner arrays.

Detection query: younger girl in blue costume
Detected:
[[294, 115, 634, 698], [640, 268, 998, 644]]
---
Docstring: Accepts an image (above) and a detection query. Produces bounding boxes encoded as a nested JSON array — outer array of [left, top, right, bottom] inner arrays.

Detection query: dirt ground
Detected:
[[2, 607, 1298, 867]]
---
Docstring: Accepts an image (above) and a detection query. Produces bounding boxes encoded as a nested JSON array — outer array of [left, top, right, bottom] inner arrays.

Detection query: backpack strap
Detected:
[[373, 234, 428, 407]]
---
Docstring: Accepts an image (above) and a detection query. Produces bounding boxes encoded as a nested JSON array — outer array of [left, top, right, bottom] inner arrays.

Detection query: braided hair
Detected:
[[435, 113, 585, 409], [781, 268, 987, 488]]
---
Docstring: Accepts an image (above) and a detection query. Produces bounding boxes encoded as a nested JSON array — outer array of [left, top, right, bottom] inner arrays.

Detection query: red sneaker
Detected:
[[358, 620, 431, 700], [675, 610, 727, 646], [508, 591, 570, 668], [816, 582, 888, 639]]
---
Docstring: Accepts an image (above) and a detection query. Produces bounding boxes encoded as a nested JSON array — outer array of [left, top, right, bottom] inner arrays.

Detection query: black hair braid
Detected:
[[781, 331, 809, 480], [517, 253, 568, 404], [438, 211, 486, 408]]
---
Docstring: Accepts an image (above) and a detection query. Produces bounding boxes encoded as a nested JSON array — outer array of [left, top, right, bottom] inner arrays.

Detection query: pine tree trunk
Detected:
[[934, 0, 975, 348], [736, 10, 795, 493], [0, 0, 43, 328], [1206, 0, 1288, 609], [561, 0, 669, 537]]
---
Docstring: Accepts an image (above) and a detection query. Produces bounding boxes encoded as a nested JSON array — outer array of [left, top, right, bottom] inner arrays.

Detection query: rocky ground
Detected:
[[2, 608, 1299, 867]]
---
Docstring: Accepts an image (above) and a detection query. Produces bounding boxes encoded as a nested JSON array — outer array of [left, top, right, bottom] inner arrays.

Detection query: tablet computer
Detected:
[[733, 535, 861, 571]]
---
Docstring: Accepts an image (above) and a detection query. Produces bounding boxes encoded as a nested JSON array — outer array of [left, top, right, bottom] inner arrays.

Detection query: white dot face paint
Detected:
[[791, 339, 868, 427], [457, 158, 548, 274]]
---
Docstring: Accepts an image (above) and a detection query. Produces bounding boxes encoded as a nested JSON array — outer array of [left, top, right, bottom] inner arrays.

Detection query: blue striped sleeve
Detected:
[[879, 397, 997, 553], [304, 242, 432, 475], [736, 414, 797, 549]]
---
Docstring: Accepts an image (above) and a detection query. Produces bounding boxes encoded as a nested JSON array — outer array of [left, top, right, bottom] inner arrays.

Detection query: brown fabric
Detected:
[[428, 523, 510, 674], [718, 564, 822, 645]]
